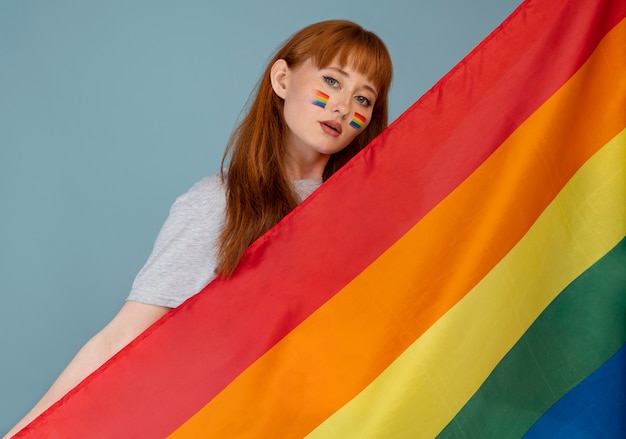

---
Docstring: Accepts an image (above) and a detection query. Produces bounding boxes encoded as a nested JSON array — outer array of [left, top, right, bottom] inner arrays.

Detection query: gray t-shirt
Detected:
[[127, 173, 322, 308]]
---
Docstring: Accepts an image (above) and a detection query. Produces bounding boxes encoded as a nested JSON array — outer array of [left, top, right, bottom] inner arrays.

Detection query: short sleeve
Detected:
[[128, 176, 225, 308]]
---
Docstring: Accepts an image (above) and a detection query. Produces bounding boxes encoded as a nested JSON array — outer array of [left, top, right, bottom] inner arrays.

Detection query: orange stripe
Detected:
[[169, 18, 626, 438]]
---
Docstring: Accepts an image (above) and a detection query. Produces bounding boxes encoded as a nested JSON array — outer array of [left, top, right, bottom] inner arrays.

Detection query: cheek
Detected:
[[281, 94, 314, 135], [349, 112, 369, 130], [311, 89, 329, 109]]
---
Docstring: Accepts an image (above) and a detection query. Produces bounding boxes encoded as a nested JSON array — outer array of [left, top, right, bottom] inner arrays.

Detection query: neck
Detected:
[[283, 151, 329, 180]]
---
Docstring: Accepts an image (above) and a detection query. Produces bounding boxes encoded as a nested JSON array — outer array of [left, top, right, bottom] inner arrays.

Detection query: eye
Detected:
[[355, 96, 371, 107], [324, 76, 340, 88]]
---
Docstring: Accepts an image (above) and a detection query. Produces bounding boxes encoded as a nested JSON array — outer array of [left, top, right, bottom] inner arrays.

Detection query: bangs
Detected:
[[313, 35, 392, 102], [283, 21, 393, 104]]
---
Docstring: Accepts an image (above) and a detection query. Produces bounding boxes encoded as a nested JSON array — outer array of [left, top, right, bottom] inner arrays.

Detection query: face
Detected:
[[271, 57, 378, 178]]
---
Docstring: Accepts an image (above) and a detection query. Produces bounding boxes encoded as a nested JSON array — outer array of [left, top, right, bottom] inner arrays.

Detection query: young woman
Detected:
[[4, 19, 393, 438]]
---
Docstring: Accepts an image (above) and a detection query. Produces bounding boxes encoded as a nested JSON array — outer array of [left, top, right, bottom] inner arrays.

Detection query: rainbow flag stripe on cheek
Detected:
[[312, 90, 329, 108], [350, 112, 367, 129]]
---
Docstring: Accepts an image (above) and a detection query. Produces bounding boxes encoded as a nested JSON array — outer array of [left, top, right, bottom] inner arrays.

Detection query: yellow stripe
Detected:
[[307, 128, 626, 438]]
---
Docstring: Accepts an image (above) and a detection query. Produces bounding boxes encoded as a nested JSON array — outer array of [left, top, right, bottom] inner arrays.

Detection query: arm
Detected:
[[6, 177, 220, 438], [3, 301, 170, 439]]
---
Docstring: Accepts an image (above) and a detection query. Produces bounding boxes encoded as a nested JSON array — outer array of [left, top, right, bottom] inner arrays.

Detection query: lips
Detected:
[[320, 120, 342, 137]]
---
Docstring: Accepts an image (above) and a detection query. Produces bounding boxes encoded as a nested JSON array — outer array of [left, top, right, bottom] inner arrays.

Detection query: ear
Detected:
[[270, 59, 289, 99]]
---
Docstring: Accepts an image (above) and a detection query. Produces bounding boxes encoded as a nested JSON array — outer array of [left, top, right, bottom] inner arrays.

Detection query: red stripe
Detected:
[[316, 90, 329, 100], [17, 0, 626, 437]]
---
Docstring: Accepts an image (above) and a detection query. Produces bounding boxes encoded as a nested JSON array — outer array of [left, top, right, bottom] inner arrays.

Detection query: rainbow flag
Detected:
[[312, 89, 329, 108], [350, 112, 367, 129], [16, 0, 625, 437]]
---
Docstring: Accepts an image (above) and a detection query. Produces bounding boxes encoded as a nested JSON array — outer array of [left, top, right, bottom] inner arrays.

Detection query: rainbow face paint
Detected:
[[312, 90, 329, 108], [350, 112, 367, 129]]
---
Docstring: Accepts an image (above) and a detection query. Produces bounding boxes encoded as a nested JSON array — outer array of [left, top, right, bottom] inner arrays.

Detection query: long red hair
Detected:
[[217, 20, 393, 276]]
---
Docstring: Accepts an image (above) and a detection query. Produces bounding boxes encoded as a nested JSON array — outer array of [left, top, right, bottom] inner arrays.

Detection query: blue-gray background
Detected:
[[1, 0, 522, 431]]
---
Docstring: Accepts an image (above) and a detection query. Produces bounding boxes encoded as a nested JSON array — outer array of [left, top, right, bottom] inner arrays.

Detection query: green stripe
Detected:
[[437, 237, 626, 439]]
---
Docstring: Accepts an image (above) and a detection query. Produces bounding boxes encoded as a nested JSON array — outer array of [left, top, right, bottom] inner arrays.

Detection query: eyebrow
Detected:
[[326, 66, 378, 97]]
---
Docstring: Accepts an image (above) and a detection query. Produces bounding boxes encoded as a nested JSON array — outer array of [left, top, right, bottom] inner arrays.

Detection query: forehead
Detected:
[[313, 55, 378, 88], [317, 50, 382, 87]]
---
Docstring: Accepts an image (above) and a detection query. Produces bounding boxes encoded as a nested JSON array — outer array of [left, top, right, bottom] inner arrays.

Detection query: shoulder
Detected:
[[173, 172, 226, 218]]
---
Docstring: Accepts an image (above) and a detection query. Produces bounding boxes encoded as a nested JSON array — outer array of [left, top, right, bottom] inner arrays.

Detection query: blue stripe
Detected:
[[523, 344, 626, 438]]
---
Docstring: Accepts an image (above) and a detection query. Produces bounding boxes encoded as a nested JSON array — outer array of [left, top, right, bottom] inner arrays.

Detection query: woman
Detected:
[[4, 19, 392, 437]]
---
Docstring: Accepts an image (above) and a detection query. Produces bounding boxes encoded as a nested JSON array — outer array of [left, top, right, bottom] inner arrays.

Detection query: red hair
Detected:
[[217, 20, 393, 276]]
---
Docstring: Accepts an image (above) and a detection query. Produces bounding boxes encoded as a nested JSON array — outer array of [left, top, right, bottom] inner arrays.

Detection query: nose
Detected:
[[331, 94, 350, 119]]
